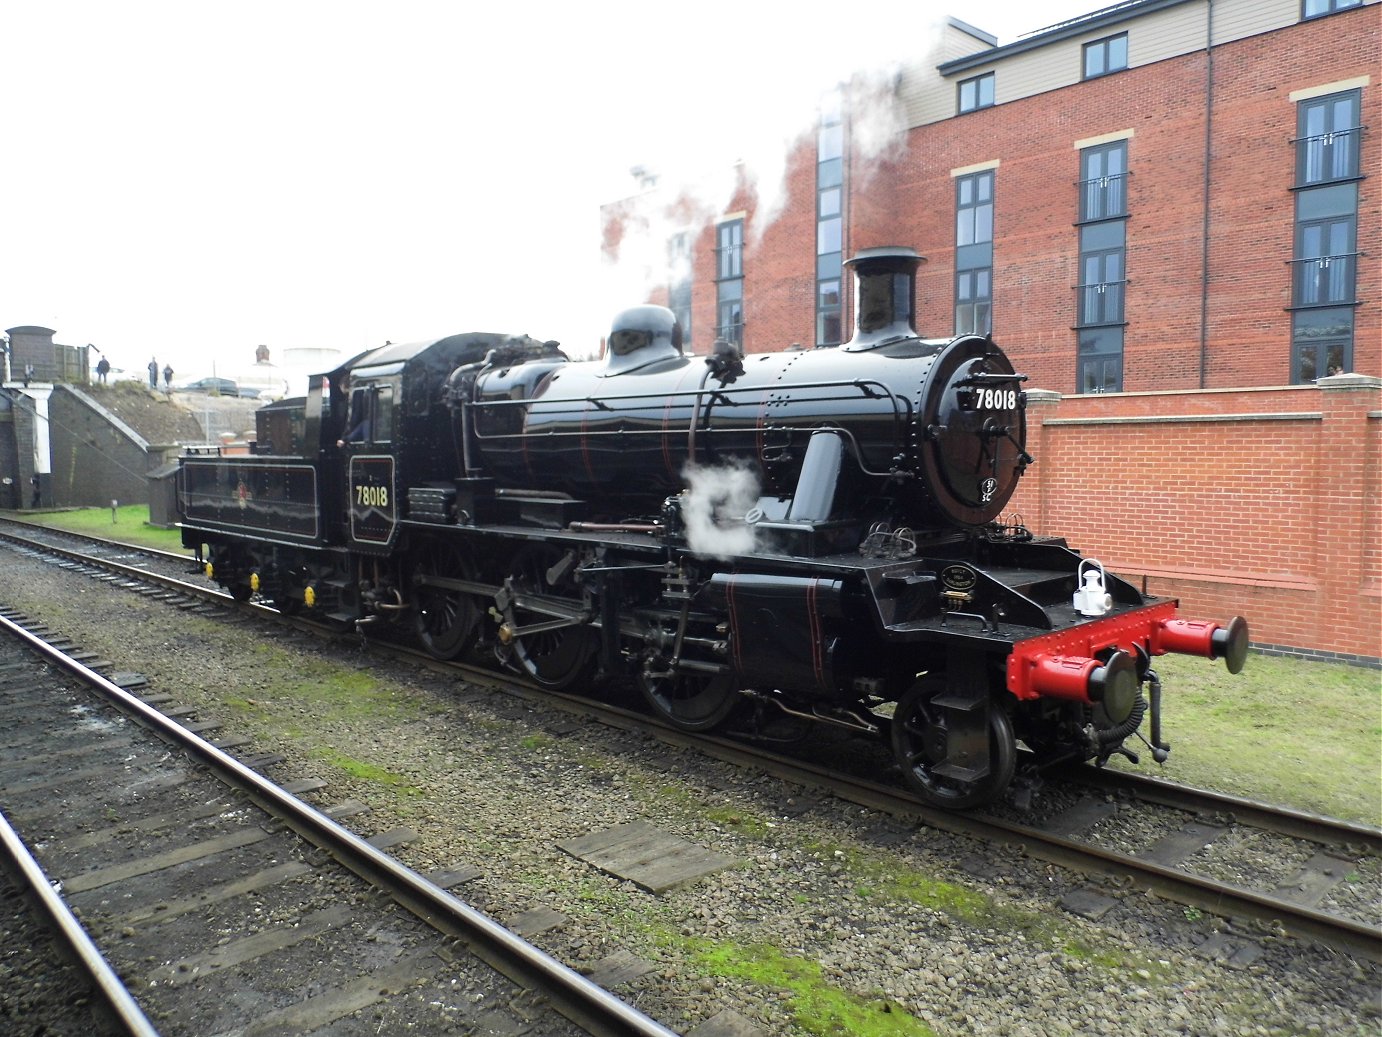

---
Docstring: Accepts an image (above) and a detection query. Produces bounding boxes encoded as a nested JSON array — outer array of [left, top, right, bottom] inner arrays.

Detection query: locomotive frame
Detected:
[[178, 247, 1248, 809]]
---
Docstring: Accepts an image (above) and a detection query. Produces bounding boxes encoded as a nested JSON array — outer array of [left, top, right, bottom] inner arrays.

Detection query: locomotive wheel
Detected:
[[412, 543, 480, 660], [221, 552, 255, 602], [891, 679, 1016, 809], [640, 669, 738, 732], [506, 544, 597, 690]]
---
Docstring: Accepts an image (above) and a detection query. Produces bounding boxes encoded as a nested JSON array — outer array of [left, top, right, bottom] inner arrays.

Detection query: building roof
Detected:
[[939, 0, 1194, 74]]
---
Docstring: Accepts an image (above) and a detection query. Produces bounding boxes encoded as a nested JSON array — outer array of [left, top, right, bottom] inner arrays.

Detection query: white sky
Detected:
[[2, 0, 1098, 380]]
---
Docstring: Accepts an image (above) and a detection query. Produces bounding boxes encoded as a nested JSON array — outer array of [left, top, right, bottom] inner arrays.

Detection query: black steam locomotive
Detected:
[[178, 247, 1247, 808]]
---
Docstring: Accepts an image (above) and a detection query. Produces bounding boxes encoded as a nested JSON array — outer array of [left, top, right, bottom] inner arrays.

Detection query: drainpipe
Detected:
[[1198, 0, 1215, 388]]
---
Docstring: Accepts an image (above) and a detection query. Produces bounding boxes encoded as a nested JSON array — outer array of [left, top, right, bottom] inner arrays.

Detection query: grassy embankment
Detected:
[[10, 506, 1380, 826]]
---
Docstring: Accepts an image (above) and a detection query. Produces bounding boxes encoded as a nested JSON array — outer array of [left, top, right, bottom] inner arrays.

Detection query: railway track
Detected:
[[3, 517, 1379, 968], [0, 603, 677, 1036]]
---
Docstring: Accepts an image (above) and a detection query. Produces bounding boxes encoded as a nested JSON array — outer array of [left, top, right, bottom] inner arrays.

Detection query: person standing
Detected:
[[163, 363, 173, 390], [148, 357, 158, 388], [30, 473, 40, 509], [96, 357, 110, 384]]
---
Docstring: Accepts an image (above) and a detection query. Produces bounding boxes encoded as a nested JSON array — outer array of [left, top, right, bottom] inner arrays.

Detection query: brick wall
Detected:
[[1011, 375, 1382, 663], [609, 7, 1378, 387]]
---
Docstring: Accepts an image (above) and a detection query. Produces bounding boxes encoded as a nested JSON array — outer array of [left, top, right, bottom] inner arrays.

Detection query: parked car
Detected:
[[178, 377, 239, 396]]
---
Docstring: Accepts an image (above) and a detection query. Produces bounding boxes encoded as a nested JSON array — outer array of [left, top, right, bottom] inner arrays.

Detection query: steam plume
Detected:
[[681, 461, 760, 560]]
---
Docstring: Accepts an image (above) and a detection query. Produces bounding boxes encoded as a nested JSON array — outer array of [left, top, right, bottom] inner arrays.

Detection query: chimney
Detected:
[[841, 247, 925, 352]]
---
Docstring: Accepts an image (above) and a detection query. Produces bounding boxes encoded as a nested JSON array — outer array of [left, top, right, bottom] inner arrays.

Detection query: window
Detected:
[[715, 220, 743, 280], [1083, 33, 1128, 79], [956, 171, 993, 247], [668, 233, 692, 349], [1078, 329, 1123, 394], [1290, 90, 1361, 382], [716, 221, 745, 347], [955, 170, 994, 336], [1295, 89, 1361, 184], [344, 383, 393, 444], [1294, 212, 1357, 306], [1075, 141, 1129, 392], [1302, 0, 1362, 18], [1077, 222, 1127, 326], [816, 94, 845, 346], [1292, 309, 1353, 380], [717, 279, 744, 347], [1079, 140, 1128, 221], [817, 280, 842, 345], [958, 73, 995, 113], [817, 216, 842, 255], [956, 269, 991, 336], [670, 282, 692, 350]]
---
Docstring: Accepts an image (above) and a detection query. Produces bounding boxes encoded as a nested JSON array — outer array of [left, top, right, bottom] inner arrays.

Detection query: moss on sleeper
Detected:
[[684, 938, 937, 1037]]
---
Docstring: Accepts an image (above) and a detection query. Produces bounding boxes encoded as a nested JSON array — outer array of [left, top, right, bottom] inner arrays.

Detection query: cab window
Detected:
[[343, 383, 394, 444]]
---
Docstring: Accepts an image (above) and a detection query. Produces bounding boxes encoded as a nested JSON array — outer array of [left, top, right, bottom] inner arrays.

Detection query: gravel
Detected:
[[3, 547, 1379, 1037]]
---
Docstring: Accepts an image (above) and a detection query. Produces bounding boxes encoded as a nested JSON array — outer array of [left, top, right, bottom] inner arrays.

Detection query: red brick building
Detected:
[[603, 0, 1380, 663]]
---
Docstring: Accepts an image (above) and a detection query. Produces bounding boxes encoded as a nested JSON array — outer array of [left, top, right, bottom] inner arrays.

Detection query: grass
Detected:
[[7, 504, 187, 552], [247, 644, 430, 721], [310, 748, 422, 797], [811, 842, 1169, 980], [686, 939, 936, 1037], [1121, 653, 1381, 825], [18, 506, 1382, 824]]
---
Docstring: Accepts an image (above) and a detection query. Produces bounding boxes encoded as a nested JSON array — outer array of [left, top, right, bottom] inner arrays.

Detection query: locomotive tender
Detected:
[[178, 247, 1248, 808]]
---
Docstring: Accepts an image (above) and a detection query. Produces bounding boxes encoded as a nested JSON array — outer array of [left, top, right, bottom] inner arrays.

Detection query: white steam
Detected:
[[681, 462, 761, 560], [597, 12, 944, 325]]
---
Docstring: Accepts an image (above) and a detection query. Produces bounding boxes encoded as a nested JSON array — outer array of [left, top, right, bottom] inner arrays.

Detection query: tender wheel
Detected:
[[412, 542, 480, 660], [506, 544, 597, 690], [640, 668, 738, 732], [891, 679, 1016, 809]]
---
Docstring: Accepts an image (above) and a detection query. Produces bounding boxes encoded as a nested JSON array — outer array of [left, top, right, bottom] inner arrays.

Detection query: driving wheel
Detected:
[[640, 668, 738, 732], [506, 544, 597, 689], [412, 541, 481, 660], [891, 678, 1016, 809]]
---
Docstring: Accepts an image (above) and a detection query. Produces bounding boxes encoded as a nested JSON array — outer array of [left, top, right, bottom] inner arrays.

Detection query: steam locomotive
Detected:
[[178, 247, 1248, 808]]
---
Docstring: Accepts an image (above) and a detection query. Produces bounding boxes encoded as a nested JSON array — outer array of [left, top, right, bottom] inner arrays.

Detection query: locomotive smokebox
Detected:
[[842, 247, 925, 352]]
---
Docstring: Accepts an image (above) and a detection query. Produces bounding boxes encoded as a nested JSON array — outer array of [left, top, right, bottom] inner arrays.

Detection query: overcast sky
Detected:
[[2, 0, 1098, 380]]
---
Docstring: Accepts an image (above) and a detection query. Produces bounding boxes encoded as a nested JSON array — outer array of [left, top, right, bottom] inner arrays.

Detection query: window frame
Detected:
[[815, 94, 845, 347], [1301, 0, 1362, 20], [1291, 308, 1353, 381], [958, 72, 995, 114], [1074, 140, 1129, 393], [1078, 330, 1125, 394], [954, 169, 995, 337], [1082, 33, 1129, 80], [955, 268, 992, 337], [715, 220, 743, 281], [1078, 140, 1129, 222], [1293, 89, 1362, 186]]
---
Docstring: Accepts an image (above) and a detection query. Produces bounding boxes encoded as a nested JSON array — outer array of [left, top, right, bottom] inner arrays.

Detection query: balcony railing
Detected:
[[1290, 253, 1358, 307], [1074, 280, 1127, 326], [1077, 171, 1127, 221], [1293, 125, 1363, 184]]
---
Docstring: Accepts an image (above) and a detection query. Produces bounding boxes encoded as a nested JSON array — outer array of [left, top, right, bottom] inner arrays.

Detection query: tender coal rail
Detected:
[[0, 608, 676, 1037]]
